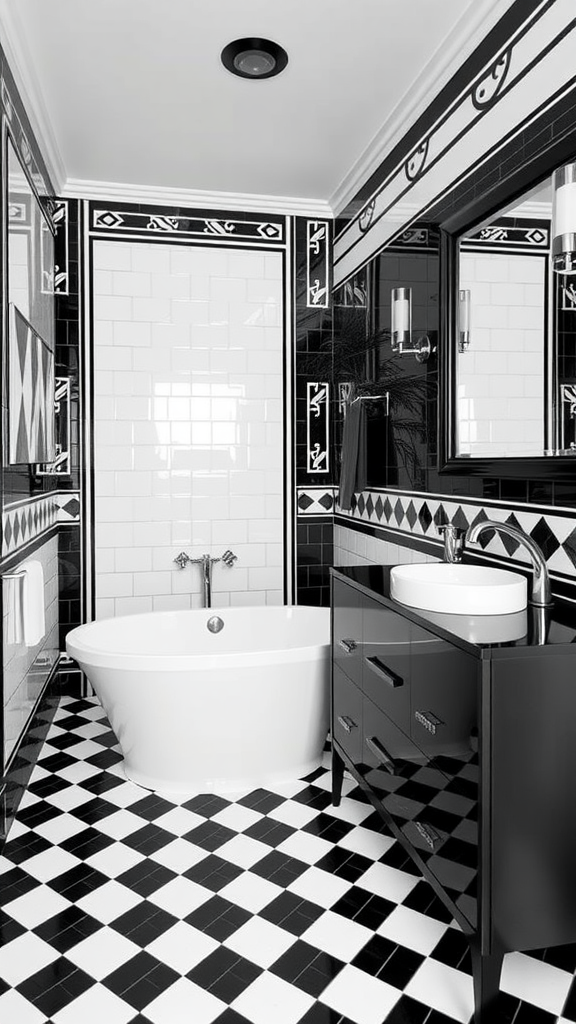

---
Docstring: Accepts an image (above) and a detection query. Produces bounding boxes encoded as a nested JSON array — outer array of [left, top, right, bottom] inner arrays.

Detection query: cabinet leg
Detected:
[[470, 943, 504, 1023], [332, 747, 345, 806]]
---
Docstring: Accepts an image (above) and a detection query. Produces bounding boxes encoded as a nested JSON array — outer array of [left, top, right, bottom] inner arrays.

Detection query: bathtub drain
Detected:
[[207, 615, 224, 633]]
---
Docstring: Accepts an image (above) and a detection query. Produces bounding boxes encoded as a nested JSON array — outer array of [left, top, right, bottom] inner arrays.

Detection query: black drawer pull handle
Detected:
[[414, 819, 441, 851], [339, 638, 357, 654], [366, 735, 396, 774], [337, 715, 357, 734], [364, 656, 403, 688]]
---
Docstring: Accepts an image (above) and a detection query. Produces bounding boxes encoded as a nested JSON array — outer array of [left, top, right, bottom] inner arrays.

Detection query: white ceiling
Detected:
[[1, 0, 517, 213]]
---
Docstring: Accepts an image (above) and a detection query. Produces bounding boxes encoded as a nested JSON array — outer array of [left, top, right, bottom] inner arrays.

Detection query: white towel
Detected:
[[5, 575, 22, 644], [20, 560, 45, 646]]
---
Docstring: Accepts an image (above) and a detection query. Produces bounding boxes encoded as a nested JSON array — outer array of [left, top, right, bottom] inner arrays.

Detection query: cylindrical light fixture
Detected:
[[391, 287, 411, 351], [552, 163, 576, 275], [459, 289, 471, 353]]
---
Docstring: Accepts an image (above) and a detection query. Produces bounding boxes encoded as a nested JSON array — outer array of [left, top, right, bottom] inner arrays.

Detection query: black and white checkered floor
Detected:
[[1, 697, 576, 1024]]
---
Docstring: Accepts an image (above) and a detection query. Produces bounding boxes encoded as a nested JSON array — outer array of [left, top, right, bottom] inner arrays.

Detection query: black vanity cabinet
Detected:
[[331, 568, 576, 1023]]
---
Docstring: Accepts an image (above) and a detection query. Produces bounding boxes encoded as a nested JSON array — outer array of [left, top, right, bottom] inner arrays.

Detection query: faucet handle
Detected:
[[174, 552, 191, 570], [437, 524, 465, 563], [437, 523, 464, 537], [221, 550, 238, 567]]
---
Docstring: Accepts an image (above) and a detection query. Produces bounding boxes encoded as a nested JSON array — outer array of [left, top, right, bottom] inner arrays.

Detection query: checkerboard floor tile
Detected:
[[1, 698, 576, 1023]]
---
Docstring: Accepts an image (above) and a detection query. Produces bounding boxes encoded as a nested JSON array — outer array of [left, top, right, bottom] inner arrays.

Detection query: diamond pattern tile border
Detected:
[[2, 492, 80, 559], [337, 489, 576, 578], [2, 495, 58, 557], [297, 488, 335, 516]]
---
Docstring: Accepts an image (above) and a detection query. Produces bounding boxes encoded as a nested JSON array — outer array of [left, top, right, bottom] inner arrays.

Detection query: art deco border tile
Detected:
[[2, 491, 80, 559], [2, 494, 58, 557], [297, 487, 335, 516], [336, 488, 576, 578]]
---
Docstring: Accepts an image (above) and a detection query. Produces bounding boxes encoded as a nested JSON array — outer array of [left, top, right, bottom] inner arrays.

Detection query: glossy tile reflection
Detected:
[[1, 697, 576, 1023]]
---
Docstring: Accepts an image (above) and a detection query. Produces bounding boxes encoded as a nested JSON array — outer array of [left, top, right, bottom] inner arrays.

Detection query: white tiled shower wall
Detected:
[[92, 242, 284, 618], [458, 251, 545, 457]]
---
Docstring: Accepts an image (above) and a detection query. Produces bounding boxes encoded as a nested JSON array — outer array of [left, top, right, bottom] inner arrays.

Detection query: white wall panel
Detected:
[[92, 242, 284, 614]]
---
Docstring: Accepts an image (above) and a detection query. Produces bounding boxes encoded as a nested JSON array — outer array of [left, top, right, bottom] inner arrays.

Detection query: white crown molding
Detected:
[[329, 0, 521, 217], [0, 0, 66, 193], [63, 177, 334, 219]]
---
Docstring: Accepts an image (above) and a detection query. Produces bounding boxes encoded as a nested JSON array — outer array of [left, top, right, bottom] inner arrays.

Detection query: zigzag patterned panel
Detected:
[[8, 305, 54, 465]]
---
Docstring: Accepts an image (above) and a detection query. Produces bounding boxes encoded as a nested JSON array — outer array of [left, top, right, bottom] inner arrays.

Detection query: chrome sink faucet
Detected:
[[437, 524, 464, 563], [465, 520, 552, 607]]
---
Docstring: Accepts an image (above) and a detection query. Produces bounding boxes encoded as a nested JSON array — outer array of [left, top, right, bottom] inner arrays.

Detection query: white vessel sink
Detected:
[[422, 609, 528, 644], [390, 562, 527, 615]]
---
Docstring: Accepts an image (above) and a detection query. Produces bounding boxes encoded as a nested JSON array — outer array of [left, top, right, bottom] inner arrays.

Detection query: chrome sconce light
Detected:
[[390, 287, 431, 362], [552, 163, 576, 275], [458, 289, 471, 353]]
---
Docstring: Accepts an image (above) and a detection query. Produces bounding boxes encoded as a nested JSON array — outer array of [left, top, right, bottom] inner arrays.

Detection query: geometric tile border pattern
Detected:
[[2, 495, 58, 558], [297, 488, 335, 516], [92, 208, 285, 244], [54, 492, 81, 524], [337, 489, 576, 580], [2, 492, 80, 558]]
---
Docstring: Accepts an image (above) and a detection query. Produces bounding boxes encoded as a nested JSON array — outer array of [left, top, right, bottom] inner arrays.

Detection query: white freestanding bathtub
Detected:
[[66, 606, 330, 794]]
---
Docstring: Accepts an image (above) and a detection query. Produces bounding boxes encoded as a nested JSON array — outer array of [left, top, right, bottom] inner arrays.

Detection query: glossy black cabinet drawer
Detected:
[[332, 665, 363, 766], [362, 694, 479, 928], [360, 694, 432, 824], [362, 598, 411, 733], [332, 580, 363, 687], [410, 627, 477, 762]]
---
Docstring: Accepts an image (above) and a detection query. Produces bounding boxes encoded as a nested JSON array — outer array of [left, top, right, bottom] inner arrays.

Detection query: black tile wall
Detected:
[[55, 200, 81, 494], [294, 219, 335, 607], [296, 518, 333, 608], [294, 218, 334, 491], [58, 524, 82, 651]]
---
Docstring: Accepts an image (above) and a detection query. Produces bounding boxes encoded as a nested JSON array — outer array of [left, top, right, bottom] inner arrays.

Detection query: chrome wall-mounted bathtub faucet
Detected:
[[173, 550, 238, 608]]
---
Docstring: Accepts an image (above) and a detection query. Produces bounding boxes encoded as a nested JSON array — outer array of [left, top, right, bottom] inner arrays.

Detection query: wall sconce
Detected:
[[390, 287, 431, 362], [458, 289, 471, 353], [552, 163, 576, 275]]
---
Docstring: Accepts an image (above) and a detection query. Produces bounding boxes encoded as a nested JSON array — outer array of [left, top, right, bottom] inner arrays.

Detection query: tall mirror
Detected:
[[440, 140, 576, 478], [4, 128, 55, 465]]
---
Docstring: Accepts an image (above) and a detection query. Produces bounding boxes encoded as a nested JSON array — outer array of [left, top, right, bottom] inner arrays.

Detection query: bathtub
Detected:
[[66, 606, 330, 794]]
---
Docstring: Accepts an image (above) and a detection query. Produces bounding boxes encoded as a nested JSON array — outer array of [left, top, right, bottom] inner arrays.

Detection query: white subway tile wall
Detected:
[[457, 252, 545, 456], [93, 242, 284, 617], [334, 525, 440, 569]]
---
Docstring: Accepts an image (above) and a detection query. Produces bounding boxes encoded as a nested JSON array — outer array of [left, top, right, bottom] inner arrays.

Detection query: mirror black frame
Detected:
[[439, 131, 576, 480]]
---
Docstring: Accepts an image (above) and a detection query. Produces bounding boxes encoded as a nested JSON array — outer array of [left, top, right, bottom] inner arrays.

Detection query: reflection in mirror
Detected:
[[5, 130, 56, 466], [456, 177, 553, 458], [7, 134, 55, 349]]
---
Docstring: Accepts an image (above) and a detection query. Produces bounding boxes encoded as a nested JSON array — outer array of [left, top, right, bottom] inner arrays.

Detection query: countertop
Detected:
[[331, 565, 576, 654]]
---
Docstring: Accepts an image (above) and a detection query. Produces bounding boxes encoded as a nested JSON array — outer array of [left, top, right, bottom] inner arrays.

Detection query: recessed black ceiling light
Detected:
[[221, 38, 288, 79]]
